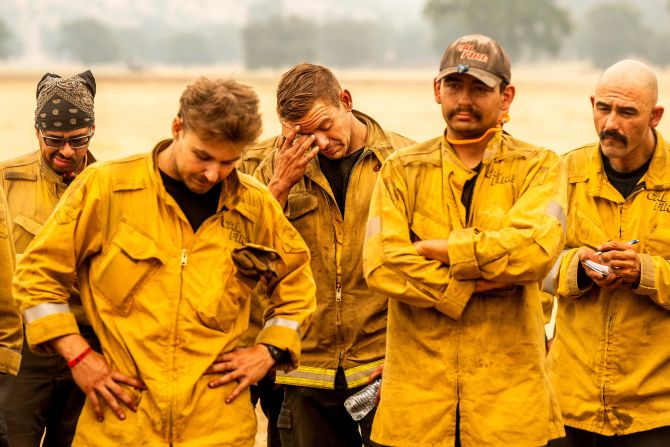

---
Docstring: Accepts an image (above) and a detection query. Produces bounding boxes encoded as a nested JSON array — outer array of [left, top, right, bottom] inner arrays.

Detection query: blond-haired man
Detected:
[[13, 77, 316, 446]]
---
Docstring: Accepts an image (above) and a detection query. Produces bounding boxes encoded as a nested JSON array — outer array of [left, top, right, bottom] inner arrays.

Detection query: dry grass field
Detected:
[[1, 62, 669, 162], [2, 63, 670, 446]]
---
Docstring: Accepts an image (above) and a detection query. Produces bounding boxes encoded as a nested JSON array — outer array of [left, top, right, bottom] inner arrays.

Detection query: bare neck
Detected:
[[348, 114, 368, 154], [451, 135, 493, 169]]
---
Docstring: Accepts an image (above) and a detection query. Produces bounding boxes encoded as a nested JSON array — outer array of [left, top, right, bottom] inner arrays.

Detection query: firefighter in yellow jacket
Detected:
[[13, 77, 316, 447], [0, 70, 98, 447], [254, 63, 414, 446], [547, 61, 670, 446], [363, 34, 566, 447], [0, 184, 22, 447]]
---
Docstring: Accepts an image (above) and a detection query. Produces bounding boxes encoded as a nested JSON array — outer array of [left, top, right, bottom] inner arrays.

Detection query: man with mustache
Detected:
[[546, 60, 670, 446], [0, 71, 99, 447], [362, 34, 567, 446], [254, 63, 414, 447]]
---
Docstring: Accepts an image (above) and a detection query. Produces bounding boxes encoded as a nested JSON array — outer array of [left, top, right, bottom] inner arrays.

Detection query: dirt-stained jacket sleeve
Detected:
[[629, 253, 670, 310], [447, 150, 567, 284], [364, 158, 474, 320], [553, 247, 593, 299], [253, 189, 316, 370], [12, 167, 103, 355], [0, 185, 22, 374]]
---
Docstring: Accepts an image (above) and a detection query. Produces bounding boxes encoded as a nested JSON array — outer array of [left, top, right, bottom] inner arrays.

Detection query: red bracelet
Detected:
[[67, 346, 92, 368]]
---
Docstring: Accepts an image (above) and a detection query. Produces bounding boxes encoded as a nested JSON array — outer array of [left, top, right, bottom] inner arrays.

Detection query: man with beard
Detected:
[[362, 34, 566, 446], [0, 71, 99, 447], [254, 63, 414, 447], [546, 60, 670, 446]]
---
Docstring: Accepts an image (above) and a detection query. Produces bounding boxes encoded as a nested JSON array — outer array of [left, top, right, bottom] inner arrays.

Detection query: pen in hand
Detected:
[[594, 239, 639, 256]]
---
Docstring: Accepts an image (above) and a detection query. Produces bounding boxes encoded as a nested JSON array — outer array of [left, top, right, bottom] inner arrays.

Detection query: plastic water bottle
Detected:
[[344, 378, 382, 421]]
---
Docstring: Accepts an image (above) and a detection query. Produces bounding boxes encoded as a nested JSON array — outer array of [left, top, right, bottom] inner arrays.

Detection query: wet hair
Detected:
[[276, 63, 342, 122], [178, 77, 262, 146]]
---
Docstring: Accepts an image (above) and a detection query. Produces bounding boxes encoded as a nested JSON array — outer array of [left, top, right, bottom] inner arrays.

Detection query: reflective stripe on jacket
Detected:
[[364, 131, 566, 446], [549, 131, 670, 435], [13, 141, 316, 446], [255, 111, 415, 389], [0, 184, 21, 375], [0, 150, 96, 325]]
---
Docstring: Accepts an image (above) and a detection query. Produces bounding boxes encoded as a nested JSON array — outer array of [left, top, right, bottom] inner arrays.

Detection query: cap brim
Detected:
[[436, 67, 502, 88]]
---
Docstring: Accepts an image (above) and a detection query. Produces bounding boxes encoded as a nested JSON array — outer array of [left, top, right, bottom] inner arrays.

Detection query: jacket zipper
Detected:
[[602, 313, 615, 415], [335, 150, 372, 365], [466, 166, 486, 228], [164, 184, 229, 443], [169, 248, 188, 445], [323, 193, 343, 347], [335, 278, 343, 350], [168, 248, 188, 444]]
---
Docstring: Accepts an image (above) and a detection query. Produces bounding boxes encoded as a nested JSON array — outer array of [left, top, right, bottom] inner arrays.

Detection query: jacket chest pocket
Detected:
[[285, 191, 319, 251], [12, 214, 43, 250], [92, 220, 165, 317]]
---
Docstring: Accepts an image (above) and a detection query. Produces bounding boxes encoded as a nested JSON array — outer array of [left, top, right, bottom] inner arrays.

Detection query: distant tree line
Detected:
[[241, 17, 429, 69], [424, 0, 670, 68], [0, 0, 668, 69]]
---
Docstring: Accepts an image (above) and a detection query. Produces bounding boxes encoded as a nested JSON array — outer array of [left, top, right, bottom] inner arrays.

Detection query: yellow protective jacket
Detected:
[[0, 184, 21, 375], [364, 130, 567, 447], [548, 131, 670, 435], [239, 136, 278, 178], [255, 111, 414, 389], [13, 141, 316, 447], [0, 150, 96, 325]]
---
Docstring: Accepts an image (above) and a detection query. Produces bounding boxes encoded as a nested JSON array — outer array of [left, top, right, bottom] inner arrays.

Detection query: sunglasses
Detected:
[[39, 128, 93, 149]]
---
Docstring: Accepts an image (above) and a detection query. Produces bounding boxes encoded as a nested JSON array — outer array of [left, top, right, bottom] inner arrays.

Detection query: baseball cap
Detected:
[[436, 34, 511, 88]]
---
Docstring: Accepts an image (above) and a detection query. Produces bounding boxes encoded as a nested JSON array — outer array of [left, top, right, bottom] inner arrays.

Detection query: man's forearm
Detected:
[[51, 333, 90, 361], [268, 179, 290, 209]]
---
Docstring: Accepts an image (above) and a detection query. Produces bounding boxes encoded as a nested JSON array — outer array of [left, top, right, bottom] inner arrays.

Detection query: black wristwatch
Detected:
[[262, 344, 286, 362]]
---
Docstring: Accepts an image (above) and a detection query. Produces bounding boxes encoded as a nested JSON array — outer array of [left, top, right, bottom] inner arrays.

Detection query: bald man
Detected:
[[546, 60, 670, 446]]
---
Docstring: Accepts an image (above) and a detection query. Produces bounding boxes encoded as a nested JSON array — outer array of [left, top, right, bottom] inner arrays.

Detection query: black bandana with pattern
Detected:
[[34, 70, 96, 132]]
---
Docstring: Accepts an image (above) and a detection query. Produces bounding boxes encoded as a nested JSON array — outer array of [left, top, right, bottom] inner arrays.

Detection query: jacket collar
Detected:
[[641, 130, 670, 190]]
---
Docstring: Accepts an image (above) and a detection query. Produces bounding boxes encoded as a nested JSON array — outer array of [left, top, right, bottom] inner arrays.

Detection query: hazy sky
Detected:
[[2, 0, 668, 66]]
